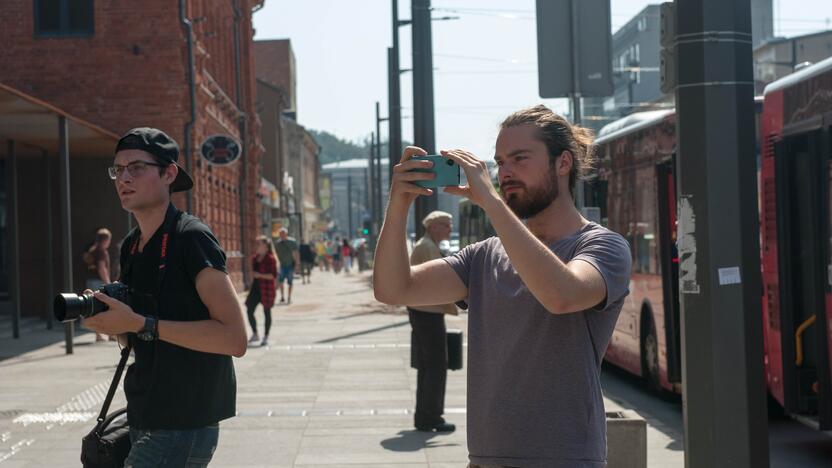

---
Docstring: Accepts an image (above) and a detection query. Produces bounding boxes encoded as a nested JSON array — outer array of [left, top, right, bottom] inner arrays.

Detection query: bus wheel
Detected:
[[641, 313, 661, 392]]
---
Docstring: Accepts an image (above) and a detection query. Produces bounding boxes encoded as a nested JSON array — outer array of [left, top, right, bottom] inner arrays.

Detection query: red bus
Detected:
[[590, 109, 682, 393], [591, 59, 832, 431], [760, 56, 832, 430]]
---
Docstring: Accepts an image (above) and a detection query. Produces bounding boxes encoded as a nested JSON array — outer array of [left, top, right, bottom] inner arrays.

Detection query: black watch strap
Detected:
[[138, 316, 158, 341]]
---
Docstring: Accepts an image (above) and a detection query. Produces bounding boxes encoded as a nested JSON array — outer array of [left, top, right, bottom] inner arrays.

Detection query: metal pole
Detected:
[[44, 150, 54, 330], [368, 132, 376, 224], [375, 102, 384, 231], [675, 0, 768, 466], [569, 0, 584, 208], [347, 172, 354, 236], [7, 140, 20, 339], [412, 0, 438, 238], [58, 116, 74, 354], [389, 3, 403, 185]]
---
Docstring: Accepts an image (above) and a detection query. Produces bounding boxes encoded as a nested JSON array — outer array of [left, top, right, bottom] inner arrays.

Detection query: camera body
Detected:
[[410, 155, 460, 188], [54, 282, 132, 323]]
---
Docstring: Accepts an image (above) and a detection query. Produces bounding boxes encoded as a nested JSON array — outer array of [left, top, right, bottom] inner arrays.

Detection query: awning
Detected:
[[0, 82, 118, 157]]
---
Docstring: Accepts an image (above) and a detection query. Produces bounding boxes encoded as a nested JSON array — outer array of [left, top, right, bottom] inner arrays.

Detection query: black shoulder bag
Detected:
[[80, 206, 181, 467]]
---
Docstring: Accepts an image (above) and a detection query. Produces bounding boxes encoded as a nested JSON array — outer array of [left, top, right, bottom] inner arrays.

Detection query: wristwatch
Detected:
[[137, 316, 158, 341]]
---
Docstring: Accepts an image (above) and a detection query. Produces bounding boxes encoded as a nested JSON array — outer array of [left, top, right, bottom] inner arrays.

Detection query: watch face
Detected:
[[137, 331, 154, 341]]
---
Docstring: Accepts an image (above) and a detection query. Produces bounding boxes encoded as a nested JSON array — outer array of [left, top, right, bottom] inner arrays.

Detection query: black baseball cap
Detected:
[[115, 127, 194, 192]]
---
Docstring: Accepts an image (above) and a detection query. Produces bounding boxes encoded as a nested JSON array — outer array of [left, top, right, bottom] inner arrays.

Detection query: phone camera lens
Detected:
[[446, 159, 454, 166]]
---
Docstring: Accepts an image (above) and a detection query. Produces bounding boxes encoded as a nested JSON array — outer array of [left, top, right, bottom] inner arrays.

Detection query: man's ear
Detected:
[[558, 150, 574, 176], [165, 164, 179, 186]]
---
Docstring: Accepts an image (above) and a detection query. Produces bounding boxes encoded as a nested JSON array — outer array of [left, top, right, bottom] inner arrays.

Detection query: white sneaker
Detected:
[[248, 334, 260, 344], [261, 336, 269, 346]]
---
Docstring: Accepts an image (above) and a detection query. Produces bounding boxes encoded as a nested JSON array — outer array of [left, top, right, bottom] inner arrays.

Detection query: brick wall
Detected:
[[0, 0, 264, 292]]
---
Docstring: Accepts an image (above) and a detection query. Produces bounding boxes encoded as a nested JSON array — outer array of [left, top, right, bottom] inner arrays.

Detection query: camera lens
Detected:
[[446, 159, 454, 166], [53, 293, 93, 322]]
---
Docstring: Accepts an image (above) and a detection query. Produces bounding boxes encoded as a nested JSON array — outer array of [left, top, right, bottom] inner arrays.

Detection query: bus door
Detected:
[[775, 128, 832, 429], [656, 158, 681, 384]]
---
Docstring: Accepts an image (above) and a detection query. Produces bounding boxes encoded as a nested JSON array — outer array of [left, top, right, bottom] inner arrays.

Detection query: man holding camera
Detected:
[[374, 105, 631, 468], [84, 127, 247, 467]]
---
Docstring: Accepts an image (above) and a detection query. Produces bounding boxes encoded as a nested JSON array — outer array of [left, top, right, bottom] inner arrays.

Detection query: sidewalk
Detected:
[[0, 269, 680, 467]]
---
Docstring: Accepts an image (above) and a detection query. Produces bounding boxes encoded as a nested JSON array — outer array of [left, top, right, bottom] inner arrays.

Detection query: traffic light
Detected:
[[362, 220, 371, 236]]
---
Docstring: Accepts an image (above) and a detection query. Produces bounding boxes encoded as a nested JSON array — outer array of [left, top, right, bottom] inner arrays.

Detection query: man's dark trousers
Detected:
[[407, 307, 448, 427]]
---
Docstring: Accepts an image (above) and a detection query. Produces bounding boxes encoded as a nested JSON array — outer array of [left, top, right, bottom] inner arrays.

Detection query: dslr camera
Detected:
[[54, 282, 132, 323]]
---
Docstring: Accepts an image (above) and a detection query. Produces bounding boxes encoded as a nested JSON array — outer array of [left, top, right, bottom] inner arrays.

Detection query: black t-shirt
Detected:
[[119, 204, 236, 430]]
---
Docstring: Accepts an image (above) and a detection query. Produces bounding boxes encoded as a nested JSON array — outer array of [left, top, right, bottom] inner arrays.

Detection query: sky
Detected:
[[253, 1, 832, 160]]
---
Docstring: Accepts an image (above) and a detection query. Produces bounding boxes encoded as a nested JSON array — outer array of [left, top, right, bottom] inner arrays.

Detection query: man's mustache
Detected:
[[500, 181, 525, 191]]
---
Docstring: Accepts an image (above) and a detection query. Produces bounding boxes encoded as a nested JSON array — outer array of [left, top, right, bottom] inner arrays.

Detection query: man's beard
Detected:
[[502, 166, 559, 219]]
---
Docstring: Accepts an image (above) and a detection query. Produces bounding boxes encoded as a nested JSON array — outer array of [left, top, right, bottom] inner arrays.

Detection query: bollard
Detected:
[[606, 410, 647, 468]]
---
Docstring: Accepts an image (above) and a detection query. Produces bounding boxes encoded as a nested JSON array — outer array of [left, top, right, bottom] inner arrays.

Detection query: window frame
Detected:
[[33, 0, 95, 38]]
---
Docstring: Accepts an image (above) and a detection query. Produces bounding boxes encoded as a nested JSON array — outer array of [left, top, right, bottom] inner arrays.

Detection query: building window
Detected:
[[638, 17, 647, 31], [34, 0, 94, 37]]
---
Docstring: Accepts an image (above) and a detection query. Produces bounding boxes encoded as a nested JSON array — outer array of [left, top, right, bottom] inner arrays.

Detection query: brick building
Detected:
[[254, 39, 323, 242], [0, 0, 265, 301]]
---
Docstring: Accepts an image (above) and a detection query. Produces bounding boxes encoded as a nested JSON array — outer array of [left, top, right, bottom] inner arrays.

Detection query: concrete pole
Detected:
[[412, 0, 438, 238], [674, 0, 768, 465]]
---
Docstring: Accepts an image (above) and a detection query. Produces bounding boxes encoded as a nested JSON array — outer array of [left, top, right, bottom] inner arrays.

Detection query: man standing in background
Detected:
[[408, 211, 457, 433], [274, 228, 300, 304]]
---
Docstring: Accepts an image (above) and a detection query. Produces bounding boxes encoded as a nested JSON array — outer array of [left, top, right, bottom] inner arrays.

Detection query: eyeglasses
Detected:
[[108, 161, 168, 180]]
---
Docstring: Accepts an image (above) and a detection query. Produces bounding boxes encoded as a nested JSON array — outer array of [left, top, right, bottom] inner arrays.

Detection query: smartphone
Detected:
[[410, 155, 460, 188]]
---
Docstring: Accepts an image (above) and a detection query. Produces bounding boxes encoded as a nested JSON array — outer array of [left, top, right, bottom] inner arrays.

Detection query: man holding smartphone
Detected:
[[374, 105, 631, 468]]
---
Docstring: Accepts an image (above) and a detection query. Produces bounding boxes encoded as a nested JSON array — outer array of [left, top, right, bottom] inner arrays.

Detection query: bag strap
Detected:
[[95, 342, 133, 431]]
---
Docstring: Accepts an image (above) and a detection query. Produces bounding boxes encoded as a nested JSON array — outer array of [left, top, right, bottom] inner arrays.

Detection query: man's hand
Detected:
[[441, 149, 502, 211], [389, 146, 436, 207], [82, 291, 144, 336]]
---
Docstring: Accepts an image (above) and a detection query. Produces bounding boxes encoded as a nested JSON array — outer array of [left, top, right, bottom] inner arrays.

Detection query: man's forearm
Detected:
[[484, 199, 582, 312], [373, 199, 413, 303], [158, 318, 245, 357]]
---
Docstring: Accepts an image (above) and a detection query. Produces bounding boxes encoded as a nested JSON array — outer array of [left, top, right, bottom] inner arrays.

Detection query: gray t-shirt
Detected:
[[443, 222, 631, 468]]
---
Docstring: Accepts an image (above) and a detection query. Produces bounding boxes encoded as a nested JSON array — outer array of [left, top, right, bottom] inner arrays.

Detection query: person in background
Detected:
[[84, 227, 113, 342], [246, 235, 277, 346], [341, 238, 353, 274], [406, 211, 457, 433], [299, 239, 316, 284], [274, 228, 300, 304]]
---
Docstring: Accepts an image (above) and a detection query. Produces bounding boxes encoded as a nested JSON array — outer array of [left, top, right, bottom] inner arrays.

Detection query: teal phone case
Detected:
[[411, 155, 460, 188]]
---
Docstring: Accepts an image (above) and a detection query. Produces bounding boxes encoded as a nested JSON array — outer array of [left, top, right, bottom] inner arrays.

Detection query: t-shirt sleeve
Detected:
[[571, 231, 632, 310], [182, 227, 228, 283], [441, 241, 478, 289]]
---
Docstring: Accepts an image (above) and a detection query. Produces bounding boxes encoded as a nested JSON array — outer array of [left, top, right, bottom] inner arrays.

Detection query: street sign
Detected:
[[535, 0, 614, 98], [200, 134, 241, 166]]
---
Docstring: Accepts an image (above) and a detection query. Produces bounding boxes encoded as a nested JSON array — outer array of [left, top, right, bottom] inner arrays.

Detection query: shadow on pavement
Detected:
[[380, 430, 459, 452], [315, 320, 410, 344]]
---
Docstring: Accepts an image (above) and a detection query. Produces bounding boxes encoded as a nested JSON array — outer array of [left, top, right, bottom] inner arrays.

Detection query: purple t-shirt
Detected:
[[443, 222, 631, 468]]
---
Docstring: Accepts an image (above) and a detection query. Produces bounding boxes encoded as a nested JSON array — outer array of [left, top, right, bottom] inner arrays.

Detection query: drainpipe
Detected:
[[179, 0, 195, 213], [232, 0, 250, 285]]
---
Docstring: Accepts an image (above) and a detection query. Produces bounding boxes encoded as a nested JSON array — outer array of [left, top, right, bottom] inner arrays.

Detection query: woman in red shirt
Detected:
[[245, 235, 278, 346]]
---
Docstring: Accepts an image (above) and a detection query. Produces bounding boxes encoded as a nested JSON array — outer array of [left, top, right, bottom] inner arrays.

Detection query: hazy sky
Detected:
[[253, 1, 832, 160]]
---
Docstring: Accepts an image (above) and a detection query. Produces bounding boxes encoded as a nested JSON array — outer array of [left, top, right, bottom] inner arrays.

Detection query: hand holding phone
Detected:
[[409, 155, 460, 188]]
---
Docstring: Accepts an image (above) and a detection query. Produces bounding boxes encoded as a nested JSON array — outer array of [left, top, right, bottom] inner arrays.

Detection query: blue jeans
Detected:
[[125, 424, 219, 467]]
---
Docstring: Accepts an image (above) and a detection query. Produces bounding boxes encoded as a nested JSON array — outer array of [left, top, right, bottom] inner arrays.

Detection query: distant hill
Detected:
[[308, 129, 409, 166]]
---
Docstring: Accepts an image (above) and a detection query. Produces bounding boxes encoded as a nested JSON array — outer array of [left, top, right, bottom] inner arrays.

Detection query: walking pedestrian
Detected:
[[83, 227, 112, 342], [246, 235, 277, 346], [274, 228, 299, 304], [374, 105, 632, 467], [408, 210, 457, 433], [341, 238, 353, 273], [299, 240, 315, 284], [83, 127, 246, 467]]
